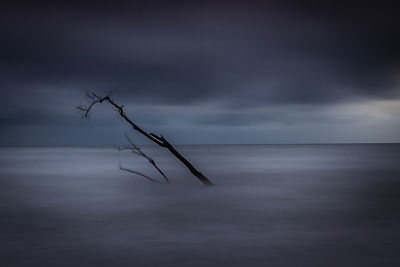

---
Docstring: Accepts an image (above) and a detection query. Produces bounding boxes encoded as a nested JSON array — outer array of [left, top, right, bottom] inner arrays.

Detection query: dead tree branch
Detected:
[[123, 134, 170, 183], [119, 164, 163, 184], [78, 92, 213, 185]]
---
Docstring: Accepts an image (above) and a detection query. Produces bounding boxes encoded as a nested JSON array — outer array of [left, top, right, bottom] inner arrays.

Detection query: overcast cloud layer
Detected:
[[1, 1, 400, 145]]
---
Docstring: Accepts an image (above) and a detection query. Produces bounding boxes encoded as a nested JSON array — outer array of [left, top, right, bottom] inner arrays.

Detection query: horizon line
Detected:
[[1, 142, 399, 148]]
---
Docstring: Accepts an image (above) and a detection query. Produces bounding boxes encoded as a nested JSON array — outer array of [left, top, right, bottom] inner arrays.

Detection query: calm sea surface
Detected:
[[1, 144, 400, 266]]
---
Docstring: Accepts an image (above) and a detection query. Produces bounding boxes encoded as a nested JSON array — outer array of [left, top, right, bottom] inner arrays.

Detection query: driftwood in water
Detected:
[[77, 92, 213, 186], [118, 134, 169, 184], [118, 163, 163, 184]]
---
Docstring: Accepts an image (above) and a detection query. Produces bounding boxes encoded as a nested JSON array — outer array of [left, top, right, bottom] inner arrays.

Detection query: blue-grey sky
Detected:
[[1, 1, 400, 145]]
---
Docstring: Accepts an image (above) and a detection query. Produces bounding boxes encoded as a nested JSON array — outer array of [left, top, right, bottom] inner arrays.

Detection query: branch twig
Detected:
[[123, 134, 170, 183], [119, 164, 163, 184]]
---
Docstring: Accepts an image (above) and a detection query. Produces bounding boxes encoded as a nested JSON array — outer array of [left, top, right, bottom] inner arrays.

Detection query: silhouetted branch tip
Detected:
[[77, 91, 111, 119]]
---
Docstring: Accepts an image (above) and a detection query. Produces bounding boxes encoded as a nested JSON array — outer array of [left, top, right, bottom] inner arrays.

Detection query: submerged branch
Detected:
[[119, 164, 163, 184], [78, 92, 213, 185], [124, 134, 170, 183]]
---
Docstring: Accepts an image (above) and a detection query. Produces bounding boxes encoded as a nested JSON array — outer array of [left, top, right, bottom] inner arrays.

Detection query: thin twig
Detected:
[[119, 164, 163, 184], [123, 134, 170, 183]]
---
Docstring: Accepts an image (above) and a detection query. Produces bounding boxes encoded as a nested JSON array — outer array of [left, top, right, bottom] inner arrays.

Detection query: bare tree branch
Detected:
[[77, 91, 104, 119], [119, 164, 163, 184], [78, 92, 214, 185], [123, 134, 170, 183]]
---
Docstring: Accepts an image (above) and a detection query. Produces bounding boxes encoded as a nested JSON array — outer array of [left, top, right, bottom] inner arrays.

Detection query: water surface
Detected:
[[1, 144, 400, 266]]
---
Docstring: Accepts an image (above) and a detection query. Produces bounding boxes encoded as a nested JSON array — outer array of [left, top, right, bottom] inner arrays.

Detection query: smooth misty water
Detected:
[[1, 144, 400, 266]]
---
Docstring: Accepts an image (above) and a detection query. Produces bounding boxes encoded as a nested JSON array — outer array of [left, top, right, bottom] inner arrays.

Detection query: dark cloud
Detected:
[[0, 1, 399, 144]]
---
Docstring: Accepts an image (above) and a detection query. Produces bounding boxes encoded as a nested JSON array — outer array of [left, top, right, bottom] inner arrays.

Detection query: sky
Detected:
[[1, 1, 400, 145]]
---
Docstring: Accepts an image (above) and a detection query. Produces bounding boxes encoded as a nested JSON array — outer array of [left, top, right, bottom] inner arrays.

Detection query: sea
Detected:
[[1, 144, 400, 266]]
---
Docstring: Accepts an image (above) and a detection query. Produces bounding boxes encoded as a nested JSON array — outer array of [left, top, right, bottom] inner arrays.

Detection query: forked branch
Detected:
[[78, 92, 213, 185], [119, 134, 169, 183]]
